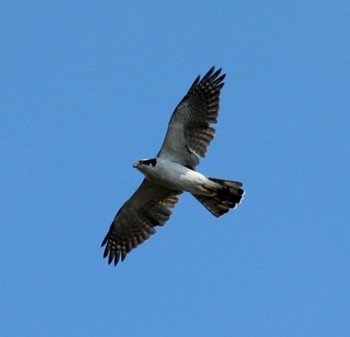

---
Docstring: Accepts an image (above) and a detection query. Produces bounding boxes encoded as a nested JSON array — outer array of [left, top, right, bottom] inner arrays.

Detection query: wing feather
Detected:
[[157, 66, 226, 169], [101, 179, 181, 266]]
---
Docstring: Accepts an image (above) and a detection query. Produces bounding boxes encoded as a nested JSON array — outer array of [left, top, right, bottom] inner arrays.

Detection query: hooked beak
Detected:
[[133, 161, 139, 168]]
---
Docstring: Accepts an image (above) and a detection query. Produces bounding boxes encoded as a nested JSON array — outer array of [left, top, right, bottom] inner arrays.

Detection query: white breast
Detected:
[[139, 157, 211, 193]]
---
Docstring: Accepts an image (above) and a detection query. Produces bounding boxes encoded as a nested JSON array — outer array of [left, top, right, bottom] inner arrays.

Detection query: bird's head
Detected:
[[133, 158, 157, 170]]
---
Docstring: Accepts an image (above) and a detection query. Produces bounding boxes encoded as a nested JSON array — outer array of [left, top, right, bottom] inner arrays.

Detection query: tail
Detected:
[[193, 177, 244, 217]]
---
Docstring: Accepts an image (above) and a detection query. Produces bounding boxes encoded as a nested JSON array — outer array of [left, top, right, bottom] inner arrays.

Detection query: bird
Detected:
[[101, 67, 244, 266]]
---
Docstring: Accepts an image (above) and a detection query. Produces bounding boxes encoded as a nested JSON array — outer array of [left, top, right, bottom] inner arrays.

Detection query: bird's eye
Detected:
[[142, 159, 157, 167]]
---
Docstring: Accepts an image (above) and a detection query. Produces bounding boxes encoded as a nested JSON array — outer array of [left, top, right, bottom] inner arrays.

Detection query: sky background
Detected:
[[1, 1, 349, 336]]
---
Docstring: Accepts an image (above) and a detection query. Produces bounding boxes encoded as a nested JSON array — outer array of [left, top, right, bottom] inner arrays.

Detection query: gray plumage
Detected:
[[158, 67, 224, 169], [101, 67, 244, 266]]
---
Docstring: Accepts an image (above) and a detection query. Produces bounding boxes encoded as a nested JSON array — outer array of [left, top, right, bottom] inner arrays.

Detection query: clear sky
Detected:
[[1, 1, 349, 336]]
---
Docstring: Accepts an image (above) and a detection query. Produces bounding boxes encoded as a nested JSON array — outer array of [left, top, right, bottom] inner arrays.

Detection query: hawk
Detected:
[[101, 67, 244, 266]]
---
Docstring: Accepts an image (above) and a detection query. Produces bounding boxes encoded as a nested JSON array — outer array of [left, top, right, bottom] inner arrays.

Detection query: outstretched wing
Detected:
[[101, 179, 181, 266], [157, 67, 226, 169]]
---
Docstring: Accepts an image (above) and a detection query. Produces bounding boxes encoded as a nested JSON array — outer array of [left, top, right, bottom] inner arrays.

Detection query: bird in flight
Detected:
[[101, 67, 244, 266]]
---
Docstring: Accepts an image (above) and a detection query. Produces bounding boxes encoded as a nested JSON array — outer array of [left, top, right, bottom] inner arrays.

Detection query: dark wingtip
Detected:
[[212, 67, 222, 77], [108, 253, 114, 265], [208, 66, 216, 74], [202, 66, 216, 80], [101, 236, 107, 248], [189, 75, 201, 91], [190, 67, 225, 93], [103, 247, 109, 259], [201, 66, 226, 85]]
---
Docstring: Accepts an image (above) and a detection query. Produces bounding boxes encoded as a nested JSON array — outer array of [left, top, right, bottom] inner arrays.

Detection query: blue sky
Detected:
[[1, 1, 349, 336]]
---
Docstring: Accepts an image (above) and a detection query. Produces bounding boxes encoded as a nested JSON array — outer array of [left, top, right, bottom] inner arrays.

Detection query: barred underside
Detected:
[[193, 178, 244, 217], [158, 67, 225, 169], [101, 180, 181, 266]]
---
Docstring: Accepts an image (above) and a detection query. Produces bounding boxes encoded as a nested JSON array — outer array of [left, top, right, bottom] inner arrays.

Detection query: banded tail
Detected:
[[193, 177, 244, 217]]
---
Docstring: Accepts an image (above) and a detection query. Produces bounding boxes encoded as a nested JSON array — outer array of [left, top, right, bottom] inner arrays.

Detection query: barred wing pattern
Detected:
[[101, 179, 181, 266], [158, 67, 225, 169]]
